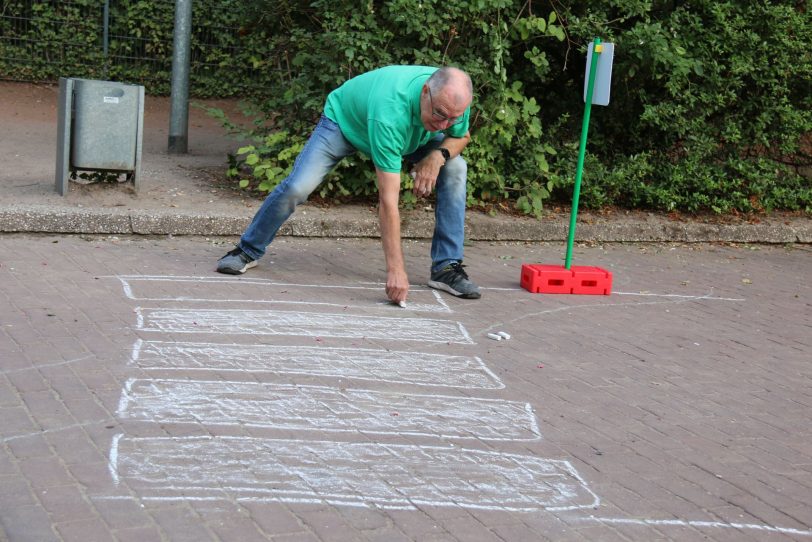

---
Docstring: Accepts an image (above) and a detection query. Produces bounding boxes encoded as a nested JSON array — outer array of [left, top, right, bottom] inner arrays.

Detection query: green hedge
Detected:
[[2, 0, 810, 215], [223, 0, 811, 216], [0, 0, 271, 96]]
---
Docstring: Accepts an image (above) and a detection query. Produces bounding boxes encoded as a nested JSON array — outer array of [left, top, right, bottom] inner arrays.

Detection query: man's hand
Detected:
[[410, 150, 445, 197], [410, 134, 471, 197], [385, 268, 409, 304]]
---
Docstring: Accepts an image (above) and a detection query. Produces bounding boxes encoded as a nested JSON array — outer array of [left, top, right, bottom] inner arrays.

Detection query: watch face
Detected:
[[438, 147, 450, 161]]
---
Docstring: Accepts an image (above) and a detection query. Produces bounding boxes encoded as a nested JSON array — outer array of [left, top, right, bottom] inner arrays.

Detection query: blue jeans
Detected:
[[238, 115, 467, 272]]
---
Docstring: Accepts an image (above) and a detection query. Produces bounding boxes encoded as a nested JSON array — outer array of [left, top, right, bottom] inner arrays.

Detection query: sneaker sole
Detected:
[[427, 280, 481, 299], [217, 259, 258, 275]]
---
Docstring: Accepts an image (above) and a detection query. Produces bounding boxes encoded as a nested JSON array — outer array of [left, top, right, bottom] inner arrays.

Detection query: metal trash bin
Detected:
[[55, 77, 144, 196]]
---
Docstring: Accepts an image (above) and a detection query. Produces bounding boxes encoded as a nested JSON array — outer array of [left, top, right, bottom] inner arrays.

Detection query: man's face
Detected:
[[420, 85, 469, 132]]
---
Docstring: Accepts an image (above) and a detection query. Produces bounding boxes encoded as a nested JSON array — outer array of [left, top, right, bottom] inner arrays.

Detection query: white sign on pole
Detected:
[[583, 42, 615, 106]]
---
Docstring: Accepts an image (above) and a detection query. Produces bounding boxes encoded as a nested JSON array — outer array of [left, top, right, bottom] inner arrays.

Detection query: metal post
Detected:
[[564, 37, 601, 269], [168, 0, 192, 154], [102, 0, 109, 78]]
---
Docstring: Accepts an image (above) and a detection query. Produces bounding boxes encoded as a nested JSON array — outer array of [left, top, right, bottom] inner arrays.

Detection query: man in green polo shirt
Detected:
[[217, 65, 481, 303]]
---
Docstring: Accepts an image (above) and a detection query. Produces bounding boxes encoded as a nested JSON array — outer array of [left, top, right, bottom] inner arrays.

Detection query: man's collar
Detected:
[[411, 79, 427, 127]]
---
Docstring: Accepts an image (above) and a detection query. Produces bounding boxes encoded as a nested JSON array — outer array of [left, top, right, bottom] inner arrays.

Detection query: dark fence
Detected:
[[0, 0, 269, 97]]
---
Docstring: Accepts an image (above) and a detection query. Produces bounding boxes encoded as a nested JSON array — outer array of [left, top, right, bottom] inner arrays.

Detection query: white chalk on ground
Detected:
[[398, 300, 407, 308], [497, 331, 511, 340], [487, 333, 503, 341]]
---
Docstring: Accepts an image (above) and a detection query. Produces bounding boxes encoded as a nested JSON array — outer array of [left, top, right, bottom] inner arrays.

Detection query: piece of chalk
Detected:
[[486, 333, 503, 341], [497, 331, 511, 340], [398, 300, 407, 308]]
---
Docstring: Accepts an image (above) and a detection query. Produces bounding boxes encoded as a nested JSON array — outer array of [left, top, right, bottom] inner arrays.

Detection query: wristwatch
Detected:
[[436, 147, 451, 163]]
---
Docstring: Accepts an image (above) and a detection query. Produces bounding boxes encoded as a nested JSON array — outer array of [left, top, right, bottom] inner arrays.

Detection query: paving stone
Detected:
[[112, 526, 163, 542], [55, 518, 115, 542], [0, 235, 809, 541], [0, 504, 60, 542], [36, 485, 98, 523]]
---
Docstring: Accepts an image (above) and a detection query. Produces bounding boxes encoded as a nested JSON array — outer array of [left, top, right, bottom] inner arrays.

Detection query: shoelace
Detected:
[[228, 247, 251, 261], [448, 262, 469, 279]]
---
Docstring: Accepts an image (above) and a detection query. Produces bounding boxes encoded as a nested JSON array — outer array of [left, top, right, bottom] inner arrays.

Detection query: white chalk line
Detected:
[[117, 378, 538, 441], [132, 340, 505, 389], [116, 275, 745, 302], [116, 275, 427, 290], [90, 491, 812, 536], [2, 419, 112, 443], [108, 433, 122, 485], [574, 515, 812, 538], [0, 353, 95, 375], [115, 275, 454, 313], [477, 285, 745, 302], [129, 296, 450, 313], [110, 435, 599, 512], [116, 275, 441, 295], [614, 291, 745, 301], [479, 291, 745, 337], [135, 307, 474, 344]]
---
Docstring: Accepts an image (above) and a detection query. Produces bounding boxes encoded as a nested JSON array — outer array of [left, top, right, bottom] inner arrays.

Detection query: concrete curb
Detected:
[[0, 204, 809, 243]]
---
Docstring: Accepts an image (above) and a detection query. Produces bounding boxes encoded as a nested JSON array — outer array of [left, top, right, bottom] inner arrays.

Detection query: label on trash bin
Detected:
[[103, 96, 120, 104]]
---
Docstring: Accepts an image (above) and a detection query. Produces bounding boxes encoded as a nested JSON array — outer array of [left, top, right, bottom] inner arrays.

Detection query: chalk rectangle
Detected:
[[111, 436, 599, 511], [135, 307, 472, 344], [132, 340, 504, 389], [118, 379, 538, 440], [118, 275, 450, 313]]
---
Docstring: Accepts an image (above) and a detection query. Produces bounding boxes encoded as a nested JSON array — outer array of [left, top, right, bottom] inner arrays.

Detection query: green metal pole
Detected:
[[564, 37, 602, 269]]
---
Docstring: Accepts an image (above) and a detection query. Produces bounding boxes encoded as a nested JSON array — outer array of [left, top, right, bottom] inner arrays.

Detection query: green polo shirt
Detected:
[[323, 65, 470, 173]]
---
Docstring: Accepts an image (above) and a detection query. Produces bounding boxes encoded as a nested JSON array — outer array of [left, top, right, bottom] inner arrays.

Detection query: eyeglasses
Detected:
[[428, 88, 465, 126]]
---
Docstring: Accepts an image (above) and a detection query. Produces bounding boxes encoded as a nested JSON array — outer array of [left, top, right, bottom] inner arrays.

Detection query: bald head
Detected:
[[427, 67, 473, 108]]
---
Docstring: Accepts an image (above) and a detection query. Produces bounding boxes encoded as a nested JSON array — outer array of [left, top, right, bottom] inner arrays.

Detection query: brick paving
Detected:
[[0, 233, 810, 541]]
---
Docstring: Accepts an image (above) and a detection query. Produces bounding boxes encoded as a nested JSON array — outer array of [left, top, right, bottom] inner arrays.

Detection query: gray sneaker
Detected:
[[217, 247, 257, 275], [428, 262, 481, 299]]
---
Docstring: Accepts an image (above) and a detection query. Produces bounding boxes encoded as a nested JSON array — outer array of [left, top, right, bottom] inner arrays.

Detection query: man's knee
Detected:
[[288, 184, 315, 205], [443, 155, 467, 181], [273, 175, 319, 208]]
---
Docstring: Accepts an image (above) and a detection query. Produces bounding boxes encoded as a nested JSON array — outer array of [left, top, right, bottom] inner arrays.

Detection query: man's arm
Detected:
[[376, 168, 409, 303], [411, 132, 471, 197]]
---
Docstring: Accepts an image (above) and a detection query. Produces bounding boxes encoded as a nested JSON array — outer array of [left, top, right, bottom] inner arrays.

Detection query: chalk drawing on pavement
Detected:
[[109, 277, 809, 541], [110, 435, 597, 512], [130, 339, 504, 389], [117, 378, 538, 440], [117, 275, 452, 313], [134, 307, 473, 343]]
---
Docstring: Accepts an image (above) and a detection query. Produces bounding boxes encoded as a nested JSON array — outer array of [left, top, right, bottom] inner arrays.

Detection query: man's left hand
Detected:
[[410, 151, 445, 197]]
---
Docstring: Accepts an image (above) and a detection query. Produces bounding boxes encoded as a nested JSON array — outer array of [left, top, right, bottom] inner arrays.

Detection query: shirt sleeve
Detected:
[[368, 120, 405, 173]]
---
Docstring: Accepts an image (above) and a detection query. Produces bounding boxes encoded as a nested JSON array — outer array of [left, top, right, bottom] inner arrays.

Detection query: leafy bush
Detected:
[[2, 0, 809, 214], [222, 0, 810, 215], [0, 0, 271, 96], [222, 0, 568, 215], [548, 0, 812, 214]]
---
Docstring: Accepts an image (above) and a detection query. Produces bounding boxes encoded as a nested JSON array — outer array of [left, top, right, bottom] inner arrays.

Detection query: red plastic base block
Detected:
[[520, 264, 612, 295]]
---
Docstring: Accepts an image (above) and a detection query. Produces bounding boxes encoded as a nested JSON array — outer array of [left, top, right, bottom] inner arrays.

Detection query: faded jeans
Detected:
[[238, 115, 467, 272]]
